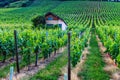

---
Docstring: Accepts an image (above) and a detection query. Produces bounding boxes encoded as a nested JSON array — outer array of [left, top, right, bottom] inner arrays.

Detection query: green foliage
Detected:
[[71, 23, 91, 67], [96, 25, 120, 63], [32, 16, 46, 29], [0, 0, 120, 79]]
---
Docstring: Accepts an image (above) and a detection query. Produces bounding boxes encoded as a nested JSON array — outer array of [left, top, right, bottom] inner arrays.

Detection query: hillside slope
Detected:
[[0, 0, 35, 8]]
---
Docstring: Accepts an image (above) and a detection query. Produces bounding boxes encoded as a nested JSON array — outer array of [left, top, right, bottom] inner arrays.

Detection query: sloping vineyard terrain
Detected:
[[0, 0, 120, 80]]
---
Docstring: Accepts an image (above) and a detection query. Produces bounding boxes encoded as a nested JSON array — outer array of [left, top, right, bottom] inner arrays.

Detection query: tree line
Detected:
[[0, 0, 35, 7]]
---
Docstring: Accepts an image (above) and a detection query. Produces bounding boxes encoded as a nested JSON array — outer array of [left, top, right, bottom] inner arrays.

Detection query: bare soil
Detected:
[[96, 35, 120, 80], [0, 56, 21, 69]]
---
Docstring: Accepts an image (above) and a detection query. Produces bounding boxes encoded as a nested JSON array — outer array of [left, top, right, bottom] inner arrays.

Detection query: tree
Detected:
[[32, 16, 46, 29]]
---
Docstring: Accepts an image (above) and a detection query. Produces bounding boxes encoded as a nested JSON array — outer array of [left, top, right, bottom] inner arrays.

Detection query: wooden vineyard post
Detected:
[[68, 32, 71, 80], [54, 49, 56, 56], [28, 53, 31, 71], [14, 30, 20, 73], [35, 52, 38, 66]]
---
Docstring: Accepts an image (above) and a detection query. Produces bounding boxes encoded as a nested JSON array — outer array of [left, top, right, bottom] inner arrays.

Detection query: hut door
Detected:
[[58, 24, 62, 29]]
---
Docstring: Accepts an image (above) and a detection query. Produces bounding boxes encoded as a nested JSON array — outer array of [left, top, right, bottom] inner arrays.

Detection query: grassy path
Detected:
[[78, 29, 110, 80], [28, 49, 68, 80]]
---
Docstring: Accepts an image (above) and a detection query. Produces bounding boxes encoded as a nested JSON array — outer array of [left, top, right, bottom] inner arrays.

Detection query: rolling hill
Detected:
[[0, 0, 35, 8]]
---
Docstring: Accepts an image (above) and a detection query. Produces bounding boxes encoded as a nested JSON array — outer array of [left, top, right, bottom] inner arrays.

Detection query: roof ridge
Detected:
[[45, 12, 67, 26]]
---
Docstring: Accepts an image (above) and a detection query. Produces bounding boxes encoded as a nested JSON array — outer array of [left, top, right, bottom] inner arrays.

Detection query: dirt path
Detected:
[[0, 56, 22, 69], [0, 58, 15, 68], [58, 34, 91, 80], [2, 47, 66, 80], [96, 35, 120, 80]]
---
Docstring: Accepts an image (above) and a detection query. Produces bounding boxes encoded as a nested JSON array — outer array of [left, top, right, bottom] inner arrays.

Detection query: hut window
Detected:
[[48, 17, 53, 20], [47, 24, 53, 26]]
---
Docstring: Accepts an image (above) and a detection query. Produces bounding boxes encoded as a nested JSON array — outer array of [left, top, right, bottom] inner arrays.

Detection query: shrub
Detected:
[[32, 16, 46, 29]]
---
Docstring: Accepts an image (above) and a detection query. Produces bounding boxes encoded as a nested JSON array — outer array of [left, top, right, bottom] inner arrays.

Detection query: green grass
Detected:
[[78, 29, 110, 80], [0, 54, 14, 62], [29, 49, 67, 80]]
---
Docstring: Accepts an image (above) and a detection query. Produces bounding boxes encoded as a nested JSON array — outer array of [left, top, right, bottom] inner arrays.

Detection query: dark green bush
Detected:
[[32, 16, 46, 29]]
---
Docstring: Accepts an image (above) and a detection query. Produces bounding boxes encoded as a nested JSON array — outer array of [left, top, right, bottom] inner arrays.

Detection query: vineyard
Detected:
[[0, 0, 120, 80]]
